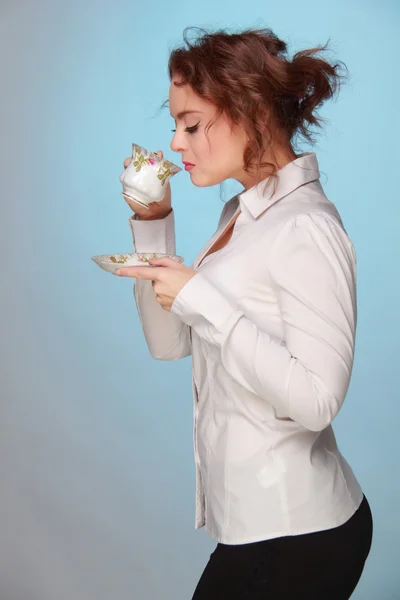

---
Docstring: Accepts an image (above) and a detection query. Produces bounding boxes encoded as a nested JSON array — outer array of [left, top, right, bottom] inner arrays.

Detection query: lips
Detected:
[[182, 161, 195, 166]]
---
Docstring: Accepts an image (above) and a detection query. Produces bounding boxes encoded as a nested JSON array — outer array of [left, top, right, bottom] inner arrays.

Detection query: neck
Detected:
[[237, 144, 298, 191]]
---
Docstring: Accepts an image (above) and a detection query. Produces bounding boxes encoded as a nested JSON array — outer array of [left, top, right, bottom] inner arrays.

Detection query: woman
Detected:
[[116, 27, 373, 600]]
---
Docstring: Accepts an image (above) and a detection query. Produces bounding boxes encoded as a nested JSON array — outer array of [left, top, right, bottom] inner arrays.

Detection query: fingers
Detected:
[[148, 257, 180, 268], [115, 266, 161, 279]]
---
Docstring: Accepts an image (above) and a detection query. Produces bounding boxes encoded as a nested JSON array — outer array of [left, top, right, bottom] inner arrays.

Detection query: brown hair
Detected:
[[161, 26, 348, 195]]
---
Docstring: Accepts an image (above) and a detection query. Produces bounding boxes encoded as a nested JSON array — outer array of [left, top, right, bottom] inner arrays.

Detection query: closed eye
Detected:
[[171, 121, 200, 134]]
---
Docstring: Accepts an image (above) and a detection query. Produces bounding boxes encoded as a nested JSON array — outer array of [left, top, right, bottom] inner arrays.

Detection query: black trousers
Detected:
[[191, 495, 373, 599]]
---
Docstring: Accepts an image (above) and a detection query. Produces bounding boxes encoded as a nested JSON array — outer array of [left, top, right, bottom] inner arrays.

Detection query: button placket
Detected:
[[190, 326, 205, 527]]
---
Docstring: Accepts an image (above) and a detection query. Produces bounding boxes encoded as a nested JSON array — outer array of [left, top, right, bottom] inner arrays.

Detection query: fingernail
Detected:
[[115, 270, 121, 275]]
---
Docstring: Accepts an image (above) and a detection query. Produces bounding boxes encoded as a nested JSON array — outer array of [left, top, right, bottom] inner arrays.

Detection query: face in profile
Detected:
[[169, 74, 250, 188]]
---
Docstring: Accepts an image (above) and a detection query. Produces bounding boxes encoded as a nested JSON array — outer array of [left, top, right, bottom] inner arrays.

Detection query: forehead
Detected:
[[169, 77, 209, 119]]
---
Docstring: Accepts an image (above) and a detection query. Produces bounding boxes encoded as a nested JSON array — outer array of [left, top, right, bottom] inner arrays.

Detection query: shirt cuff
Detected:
[[128, 209, 176, 255], [170, 271, 243, 340]]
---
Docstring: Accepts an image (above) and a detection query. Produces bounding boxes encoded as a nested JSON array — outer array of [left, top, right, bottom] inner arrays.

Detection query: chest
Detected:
[[197, 211, 241, 267], [194, 210, 284, 340]]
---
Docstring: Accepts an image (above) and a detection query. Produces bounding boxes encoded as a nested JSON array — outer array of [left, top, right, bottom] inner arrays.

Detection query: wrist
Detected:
[[135, 209, 172, 221]]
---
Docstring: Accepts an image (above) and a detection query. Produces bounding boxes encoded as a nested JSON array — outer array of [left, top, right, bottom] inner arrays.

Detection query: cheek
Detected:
[[190, 155, 231, 186], [209, 138, 239, 175], [190, 124, 244, 184], [211, 123, 243, 165], [192, 133, 212, 162]]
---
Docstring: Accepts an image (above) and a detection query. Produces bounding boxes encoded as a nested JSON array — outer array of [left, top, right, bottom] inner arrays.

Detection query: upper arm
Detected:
[[267, 211, 357, 421]]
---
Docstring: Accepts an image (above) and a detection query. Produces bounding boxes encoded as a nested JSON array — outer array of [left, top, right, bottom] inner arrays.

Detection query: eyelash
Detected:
[[171, 121, 200, 134]]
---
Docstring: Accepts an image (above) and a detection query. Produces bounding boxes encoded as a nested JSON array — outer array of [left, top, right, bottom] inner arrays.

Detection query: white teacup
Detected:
[[120, 143, 182, 209]]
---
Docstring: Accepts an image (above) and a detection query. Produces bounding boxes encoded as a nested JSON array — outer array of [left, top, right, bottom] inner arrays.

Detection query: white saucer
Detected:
[[91, 252, 184, 274]]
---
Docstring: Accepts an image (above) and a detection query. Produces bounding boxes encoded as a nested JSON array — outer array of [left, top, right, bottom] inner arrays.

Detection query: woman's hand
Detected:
[[122, 150, 172, 220], [115, 257, 197, 311]]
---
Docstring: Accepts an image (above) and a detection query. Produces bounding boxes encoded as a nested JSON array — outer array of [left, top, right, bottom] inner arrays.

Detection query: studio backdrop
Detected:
[[0, 0, 398, 598]]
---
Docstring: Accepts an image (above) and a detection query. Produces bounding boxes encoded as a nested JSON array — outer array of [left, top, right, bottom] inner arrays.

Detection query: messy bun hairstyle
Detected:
[[161, 26, 348, 193]]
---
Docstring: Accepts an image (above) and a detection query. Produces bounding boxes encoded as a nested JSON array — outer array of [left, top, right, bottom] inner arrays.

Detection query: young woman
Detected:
[[116, 27, 373, 600]]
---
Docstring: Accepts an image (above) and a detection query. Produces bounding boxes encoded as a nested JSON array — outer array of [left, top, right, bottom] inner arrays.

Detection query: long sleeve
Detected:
[[129, 209, 191, 360], [169, 211, 357, 431]]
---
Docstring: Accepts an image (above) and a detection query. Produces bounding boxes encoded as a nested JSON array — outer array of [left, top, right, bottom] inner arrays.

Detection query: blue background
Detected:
[[1, 0, 398, 598]]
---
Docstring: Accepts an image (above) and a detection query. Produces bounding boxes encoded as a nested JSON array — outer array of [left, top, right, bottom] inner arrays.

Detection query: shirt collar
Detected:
[[237, 152, 320, 219]]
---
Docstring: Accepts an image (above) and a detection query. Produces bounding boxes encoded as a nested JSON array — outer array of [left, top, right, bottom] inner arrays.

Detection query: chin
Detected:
[[190, 171, 225, 187]]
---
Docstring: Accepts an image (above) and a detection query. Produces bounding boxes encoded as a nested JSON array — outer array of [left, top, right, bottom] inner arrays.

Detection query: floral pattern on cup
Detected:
[[131, 145, 181, 186], [132, 148, 156, 172]]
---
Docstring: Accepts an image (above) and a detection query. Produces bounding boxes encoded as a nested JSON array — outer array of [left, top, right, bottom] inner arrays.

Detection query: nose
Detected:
[[170, 129, 187, 154]]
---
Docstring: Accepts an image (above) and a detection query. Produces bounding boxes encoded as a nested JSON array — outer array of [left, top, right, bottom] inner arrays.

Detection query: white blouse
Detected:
[[128, 152, 364, 545]]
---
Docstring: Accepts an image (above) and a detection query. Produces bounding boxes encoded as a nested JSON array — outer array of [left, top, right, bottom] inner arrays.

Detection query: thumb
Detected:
[[148, 257, 180, 268]]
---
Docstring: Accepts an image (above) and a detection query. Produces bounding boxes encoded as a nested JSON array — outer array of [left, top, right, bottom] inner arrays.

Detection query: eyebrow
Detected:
[[170, 110, 202, 121]]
